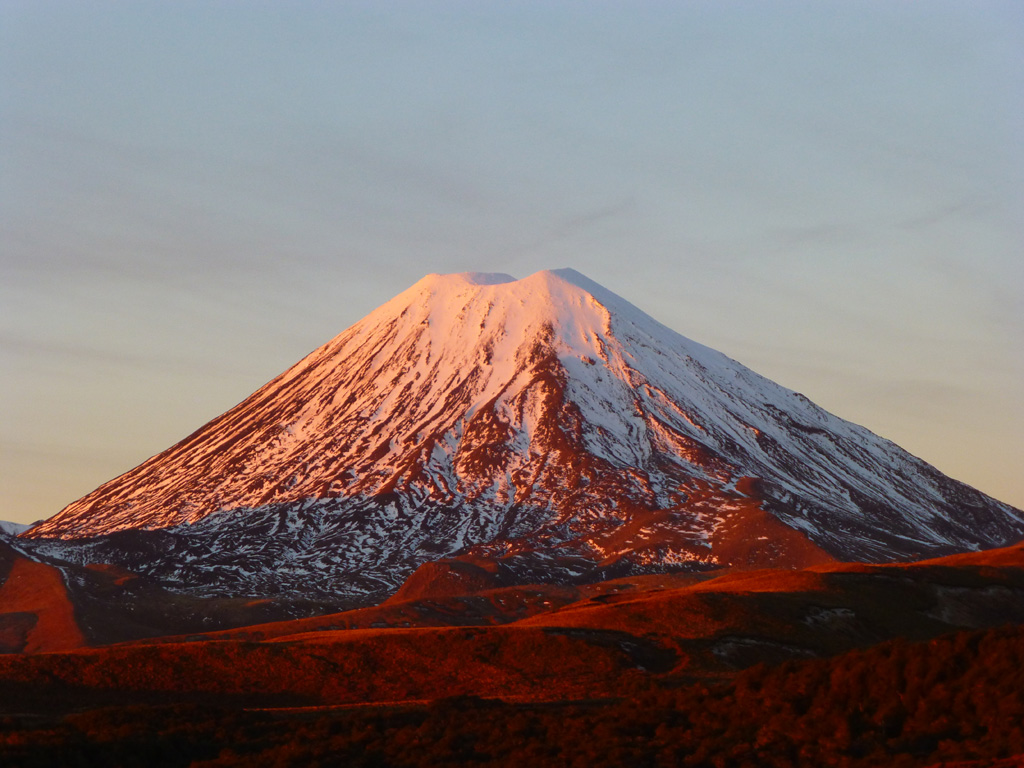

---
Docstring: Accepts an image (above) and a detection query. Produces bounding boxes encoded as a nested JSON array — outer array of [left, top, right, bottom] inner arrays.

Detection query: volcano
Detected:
[[23, 269, 1024, 601]]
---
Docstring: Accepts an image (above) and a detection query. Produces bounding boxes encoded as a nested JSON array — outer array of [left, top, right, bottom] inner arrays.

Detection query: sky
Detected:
[[2, 1, 1022, 526]]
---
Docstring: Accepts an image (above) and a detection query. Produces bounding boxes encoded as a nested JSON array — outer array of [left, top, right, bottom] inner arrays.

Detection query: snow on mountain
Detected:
[[22, 269, 1024, 601], [0, 521, 30, 537]]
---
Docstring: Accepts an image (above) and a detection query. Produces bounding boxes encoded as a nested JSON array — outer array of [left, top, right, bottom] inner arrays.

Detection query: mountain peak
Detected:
[[404, 267, 608, 300], [416, 271, 516, 289], [357, 268, 638, 384], [372, 268, 680, 371], [421, 268, 592, 288], [406, 268, 624, 307]]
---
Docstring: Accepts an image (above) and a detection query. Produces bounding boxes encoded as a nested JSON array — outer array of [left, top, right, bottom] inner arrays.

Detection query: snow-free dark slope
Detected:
[[23, 270, 1024, 600]]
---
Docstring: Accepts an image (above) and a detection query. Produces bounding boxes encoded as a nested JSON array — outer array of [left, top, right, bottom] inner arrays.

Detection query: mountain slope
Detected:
[[23, 270, 1024, 600], [0, 541, 85, 653]]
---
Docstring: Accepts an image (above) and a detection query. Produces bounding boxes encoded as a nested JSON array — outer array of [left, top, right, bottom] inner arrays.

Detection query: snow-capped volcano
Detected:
[[24, 269, 1024, 599]]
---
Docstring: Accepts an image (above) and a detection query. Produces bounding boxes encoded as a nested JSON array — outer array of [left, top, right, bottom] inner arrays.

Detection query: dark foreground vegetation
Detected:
[[1, 623, 1021, 768]]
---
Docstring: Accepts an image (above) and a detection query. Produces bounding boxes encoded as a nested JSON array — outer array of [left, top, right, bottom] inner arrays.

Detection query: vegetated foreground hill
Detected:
[[0, 543, 1019, 699], [0, 581, 1023, 766], [14, 628, 1024, 767], [19, 270, 1024, 604], [0, 541, 1022, 765]]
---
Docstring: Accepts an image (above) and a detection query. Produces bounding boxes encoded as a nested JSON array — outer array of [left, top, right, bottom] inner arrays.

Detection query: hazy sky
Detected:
[[2, 2, 1022, 525]]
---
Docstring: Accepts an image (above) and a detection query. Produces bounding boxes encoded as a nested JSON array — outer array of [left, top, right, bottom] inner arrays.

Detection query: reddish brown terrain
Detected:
[[1, 539, 1023, 766], [0, 543, 85, 653]]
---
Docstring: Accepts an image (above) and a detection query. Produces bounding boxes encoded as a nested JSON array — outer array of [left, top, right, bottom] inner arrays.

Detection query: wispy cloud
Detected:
[[0, 331, 253, 378], [507, 198, 637, 262], [892, 196, 996, 231]]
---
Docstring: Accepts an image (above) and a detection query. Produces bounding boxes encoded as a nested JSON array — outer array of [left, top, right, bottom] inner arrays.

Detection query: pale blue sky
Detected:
[[2, 2, 1022, 525]]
